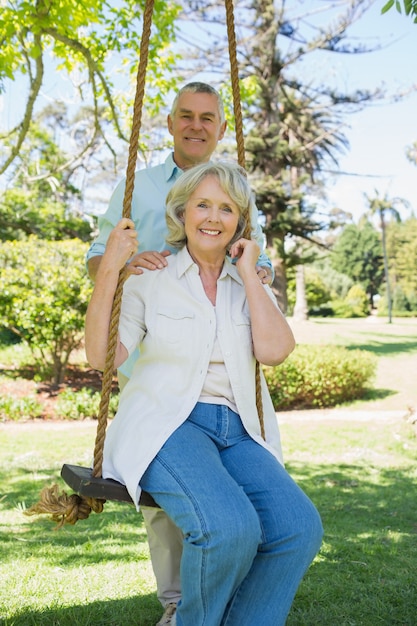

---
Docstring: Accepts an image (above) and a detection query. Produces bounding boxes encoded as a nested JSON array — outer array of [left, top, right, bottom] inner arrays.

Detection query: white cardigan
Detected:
[[102, 246, 284, 508]]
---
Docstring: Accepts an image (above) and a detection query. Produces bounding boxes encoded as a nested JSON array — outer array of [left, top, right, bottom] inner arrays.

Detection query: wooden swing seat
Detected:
[[61, 464, 158, 507]]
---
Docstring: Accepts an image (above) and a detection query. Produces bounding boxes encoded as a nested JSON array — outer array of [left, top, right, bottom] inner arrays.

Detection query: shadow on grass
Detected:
[[2, 593, 162, 626], [357, 386, 398, 402], [2, 461, 417, 625], [1, 468, 149, 566], [294, 462, 417, 530], [344, 334, 417, 356], [285, 463, 417, 625]]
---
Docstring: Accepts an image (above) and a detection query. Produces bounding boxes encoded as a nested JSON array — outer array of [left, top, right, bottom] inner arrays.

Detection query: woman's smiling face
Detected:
[[182, 175, 240, 258]]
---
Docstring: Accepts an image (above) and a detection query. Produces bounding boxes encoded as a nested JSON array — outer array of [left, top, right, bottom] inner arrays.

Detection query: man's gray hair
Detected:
[[170, 82, 226, 125]]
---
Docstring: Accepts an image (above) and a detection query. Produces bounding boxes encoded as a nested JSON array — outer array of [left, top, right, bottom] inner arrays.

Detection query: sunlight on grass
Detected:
[[1, 415, 417, 625], [1, 319, 416, 624]]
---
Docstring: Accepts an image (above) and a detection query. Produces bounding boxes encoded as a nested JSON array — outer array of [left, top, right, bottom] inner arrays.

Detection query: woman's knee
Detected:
[[205, 498, 262, 561], [285, 495, 323, 559], [263, 485, 323, 557]]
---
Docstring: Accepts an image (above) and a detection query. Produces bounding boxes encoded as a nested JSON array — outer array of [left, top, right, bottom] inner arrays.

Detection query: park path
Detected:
[[277, 408, 410, 422], [1, 407, 413, 433]]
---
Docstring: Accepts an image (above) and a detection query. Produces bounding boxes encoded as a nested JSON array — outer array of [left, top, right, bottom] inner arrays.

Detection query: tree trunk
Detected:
[[380, 216, 392, 324], [293, 264, 308, 321]]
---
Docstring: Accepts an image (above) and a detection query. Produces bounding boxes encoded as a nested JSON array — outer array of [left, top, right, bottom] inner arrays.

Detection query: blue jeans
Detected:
[[140, 403, 323, 626]]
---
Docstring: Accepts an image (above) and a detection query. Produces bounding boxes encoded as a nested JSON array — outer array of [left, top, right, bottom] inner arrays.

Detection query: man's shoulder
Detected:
[[133, 153, 174, 184], [134, 161, 164, 180]]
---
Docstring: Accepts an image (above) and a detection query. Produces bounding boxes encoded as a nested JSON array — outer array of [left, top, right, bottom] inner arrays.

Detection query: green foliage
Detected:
[[0, 237, 92, 384], [382, 0, 417, 22], [311, 258, 354, 300], [345, 284, 369, 316], [0, 187, 94, 242], [1, 0, 181, 174], [287, 266, 332, 314], [264, 345, 377, 410], [329, 298, 367, 318], [377, 288, 417, 317], [309, 299, 367, 318], [307, 304, 336, 317], [386, 217, 417, 301], [330, 220, 384, 306], [1, 112, 98, 241], [55, 387, 119, 420], [0, 394, 44, 421]]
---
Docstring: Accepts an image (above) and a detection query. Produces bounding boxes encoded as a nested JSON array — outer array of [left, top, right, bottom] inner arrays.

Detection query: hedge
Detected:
[[263, 344, 377, 410]]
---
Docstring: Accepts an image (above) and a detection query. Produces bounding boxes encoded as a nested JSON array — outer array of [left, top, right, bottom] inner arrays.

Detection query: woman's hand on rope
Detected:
[[104, 218, 139, 272], [127, 249, 171, 276]]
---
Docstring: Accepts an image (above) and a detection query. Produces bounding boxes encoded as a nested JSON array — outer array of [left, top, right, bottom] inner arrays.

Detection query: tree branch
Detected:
[[0, 34, 44, 174]]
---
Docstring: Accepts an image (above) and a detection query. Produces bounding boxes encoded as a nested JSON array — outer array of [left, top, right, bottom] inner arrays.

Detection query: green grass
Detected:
[[1, 318, 417, 624], [1, 414, 417, 625], [0, 422, 160, 625]]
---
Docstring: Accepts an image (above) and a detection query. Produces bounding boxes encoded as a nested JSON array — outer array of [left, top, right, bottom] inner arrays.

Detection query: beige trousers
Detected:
[[142, 507, 182, 606], [118, 371, 182, 607]]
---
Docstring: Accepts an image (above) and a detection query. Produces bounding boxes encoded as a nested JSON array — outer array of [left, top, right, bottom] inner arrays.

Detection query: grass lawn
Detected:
[[1, 317, 417, 625]]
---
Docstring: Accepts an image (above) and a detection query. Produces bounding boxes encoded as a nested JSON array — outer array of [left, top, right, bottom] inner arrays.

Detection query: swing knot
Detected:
[[25, 484, 105, 529]]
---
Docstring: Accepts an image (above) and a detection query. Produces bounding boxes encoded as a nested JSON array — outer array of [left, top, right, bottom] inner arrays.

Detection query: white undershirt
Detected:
[[198, 312, 238, 413]]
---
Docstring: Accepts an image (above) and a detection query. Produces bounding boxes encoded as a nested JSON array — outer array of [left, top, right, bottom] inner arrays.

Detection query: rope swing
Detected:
[[26, 0, 265, 529]]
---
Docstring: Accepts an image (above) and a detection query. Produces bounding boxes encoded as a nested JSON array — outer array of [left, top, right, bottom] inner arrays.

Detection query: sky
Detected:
[[1, 0, 416, 222], [310, 2, 417, 221]]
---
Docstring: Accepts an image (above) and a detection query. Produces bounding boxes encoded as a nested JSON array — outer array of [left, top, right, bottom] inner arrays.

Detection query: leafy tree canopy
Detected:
[[386, 216, 417, 300], [0, 0, 181, 174], [0, 105, 100, 241], [330, 220, 384, 305]]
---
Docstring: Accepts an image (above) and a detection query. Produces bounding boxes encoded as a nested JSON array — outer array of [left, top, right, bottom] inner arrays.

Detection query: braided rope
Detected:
[[93, 0, 155, 478], [225, 0, 245, 170], [25, 1, 156, 528], [225, 0, 265, 440]]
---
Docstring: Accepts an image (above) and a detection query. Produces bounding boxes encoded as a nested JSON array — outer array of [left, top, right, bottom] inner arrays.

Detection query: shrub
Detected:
[[55, 387, 119, 420], [263, 344, 377, 410], [308, 304, 335, 317], [0, 395, 44, 421], [330, 299, 366, 318], [0, 237, 92, 384], [345, 284, 369, 316]]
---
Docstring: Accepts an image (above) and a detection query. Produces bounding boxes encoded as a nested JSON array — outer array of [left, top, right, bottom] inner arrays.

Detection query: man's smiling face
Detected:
[[168, 92, 227, 170]]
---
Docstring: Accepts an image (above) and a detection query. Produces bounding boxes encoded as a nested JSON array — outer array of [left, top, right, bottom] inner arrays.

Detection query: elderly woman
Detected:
[[85, 161, 322, 626]]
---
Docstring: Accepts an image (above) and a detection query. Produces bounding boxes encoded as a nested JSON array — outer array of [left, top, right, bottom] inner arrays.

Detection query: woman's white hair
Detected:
[[165, 161, 254, 250]]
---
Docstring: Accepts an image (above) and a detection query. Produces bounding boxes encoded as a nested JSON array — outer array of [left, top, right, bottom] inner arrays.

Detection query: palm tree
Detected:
[[365, 191, 409, 323]]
